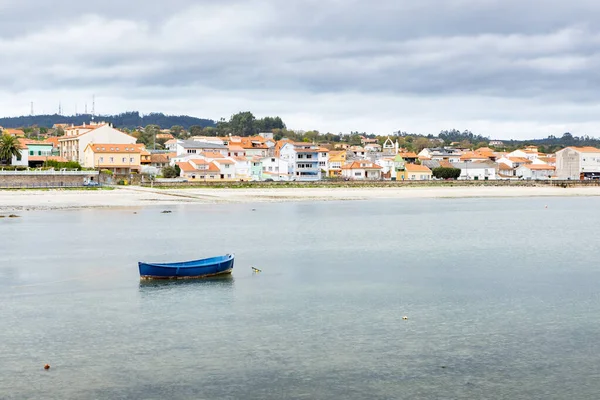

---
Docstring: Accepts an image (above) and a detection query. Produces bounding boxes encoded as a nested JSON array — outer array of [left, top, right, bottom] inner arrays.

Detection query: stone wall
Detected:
[[0, 172, 101, 188]]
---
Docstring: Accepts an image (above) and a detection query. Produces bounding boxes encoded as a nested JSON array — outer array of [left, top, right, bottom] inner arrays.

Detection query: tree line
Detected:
[[0, 112, 215, 130]]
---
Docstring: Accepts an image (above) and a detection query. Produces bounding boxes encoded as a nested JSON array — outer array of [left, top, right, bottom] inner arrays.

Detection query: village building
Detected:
[[279, 142, 329, 181], [516, 164, 556, 180], [452, 161, 497, 180], [82, 143, 142, 174], [403, 163, 432, 181], [555, 146, 600, 180], [341, 161, 382, 180], [59, 122, 137, 164]]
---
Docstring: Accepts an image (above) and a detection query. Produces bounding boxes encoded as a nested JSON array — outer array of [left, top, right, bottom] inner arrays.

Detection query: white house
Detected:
[[452, 161, 497, 180], [10, 139, 29, 166], [212, 159, 237, 180], [375, 157, 396, 177], [507, 149, 536, 161], [232, 156, 251, 181], [164, 139, 178, 152], [341, 160, 382, 180], [279, 142, 329, 181], [260, 156, 290, 181], [175, 140, 228, 157], [419, 148, 462, 163], [364, 143, 382, 153], [555, 146, 600, 179], [59, 123, 137, 164], [176, 159, 221, 180], [516, 164, 555, 180]]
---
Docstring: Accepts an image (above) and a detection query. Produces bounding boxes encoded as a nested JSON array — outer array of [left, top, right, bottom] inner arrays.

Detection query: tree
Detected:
[[189, 125, 204, 136], [414, 137, 431, 152], [162, 165, 180, 178], [144, 125, 161, 149], [229, 111, 256, 136], [432, 167, 461, 180], [56, 127, 65, 136], [348, 134, 362, 146], [0, 135, 22, 165], [170, 125, 184, 137]]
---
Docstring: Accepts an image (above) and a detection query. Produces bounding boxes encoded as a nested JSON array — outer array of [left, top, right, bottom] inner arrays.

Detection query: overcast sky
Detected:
[[2, 0, 600, 139]]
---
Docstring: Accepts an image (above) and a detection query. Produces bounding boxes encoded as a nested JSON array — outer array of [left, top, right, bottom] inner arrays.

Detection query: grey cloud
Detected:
[[2, 0, 600, 137]]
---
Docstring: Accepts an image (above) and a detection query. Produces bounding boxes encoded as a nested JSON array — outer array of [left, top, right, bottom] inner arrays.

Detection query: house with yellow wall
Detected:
[[83, 143, 142, 174], [328, 151, 347, 177], [404, 163, 432, 180]]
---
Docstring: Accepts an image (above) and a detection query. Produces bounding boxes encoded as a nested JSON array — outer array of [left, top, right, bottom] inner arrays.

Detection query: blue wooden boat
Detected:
[[138, 254, 234, 280]]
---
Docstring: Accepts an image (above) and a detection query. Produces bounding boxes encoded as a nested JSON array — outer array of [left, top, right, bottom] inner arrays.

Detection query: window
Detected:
[[225, 164, 230, 168], [109, 157, 114, 163], [130, 158, 134, 163], [298, 154, 304, 159], [354, 172, 361, 176], [122, 157, 126, 163], [227, 174, 232, 178], [319, 161, 326, 166], [99, 157, 104, 162], [29, 150, 33, 155], [268, 166, 273, 171], [306, 154, 313, 159]]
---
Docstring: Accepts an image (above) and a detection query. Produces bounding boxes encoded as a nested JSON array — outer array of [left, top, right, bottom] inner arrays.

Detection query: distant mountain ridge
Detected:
[[0, 111, 216, 130]]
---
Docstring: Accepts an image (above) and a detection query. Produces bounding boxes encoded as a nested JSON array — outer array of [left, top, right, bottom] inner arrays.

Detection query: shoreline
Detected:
[[1, 185, 600, 211]]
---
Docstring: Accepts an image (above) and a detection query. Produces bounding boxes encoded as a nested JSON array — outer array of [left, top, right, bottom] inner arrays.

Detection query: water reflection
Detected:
[[138, 274, 235, 293]]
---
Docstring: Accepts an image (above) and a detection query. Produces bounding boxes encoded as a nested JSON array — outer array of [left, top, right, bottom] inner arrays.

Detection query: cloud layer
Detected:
[[2, 0, 600, 138]]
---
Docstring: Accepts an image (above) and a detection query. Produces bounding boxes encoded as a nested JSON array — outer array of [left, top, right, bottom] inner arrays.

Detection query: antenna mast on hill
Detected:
[[30, 102, 34, 116], [58, 101, 62, 115], [91, 94, 95, 121]]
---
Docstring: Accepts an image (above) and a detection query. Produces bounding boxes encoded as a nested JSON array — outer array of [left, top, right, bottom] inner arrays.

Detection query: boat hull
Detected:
[[138, 254, 234, 280]]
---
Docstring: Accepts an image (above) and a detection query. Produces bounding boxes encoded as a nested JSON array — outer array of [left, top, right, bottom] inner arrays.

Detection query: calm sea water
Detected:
[[1, 198, 599, 400]]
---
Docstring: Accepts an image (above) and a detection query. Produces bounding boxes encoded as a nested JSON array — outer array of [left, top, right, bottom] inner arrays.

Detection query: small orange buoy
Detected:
[[44, 364, 50, 370]]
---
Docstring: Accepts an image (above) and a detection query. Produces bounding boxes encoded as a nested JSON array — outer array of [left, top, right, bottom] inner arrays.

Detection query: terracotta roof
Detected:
[[460, 152, 489, 161], [341, 161, 382, 170], [151, 154, 170, 163], [439, 160, 454, 168], [228, 145, 246, 152], [498, 163, 513, 170], [567, 146, 600, 153], [45, 137, 60, 147], [200, 152, 226, 158], [176, 162, 196, 172], [508, 157, 532, 164], [187, 160, 220, 172], [215, 159, 235, 165], [4, 128, 25, 136], [404, 163, 432, 173], [233, 156, 248, 162], [398, 152, 418, 158], [86, 144, 142, 153]]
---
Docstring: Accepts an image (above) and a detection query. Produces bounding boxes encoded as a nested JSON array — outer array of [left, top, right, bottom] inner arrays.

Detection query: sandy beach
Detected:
[[1, 185, 600, 211]]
